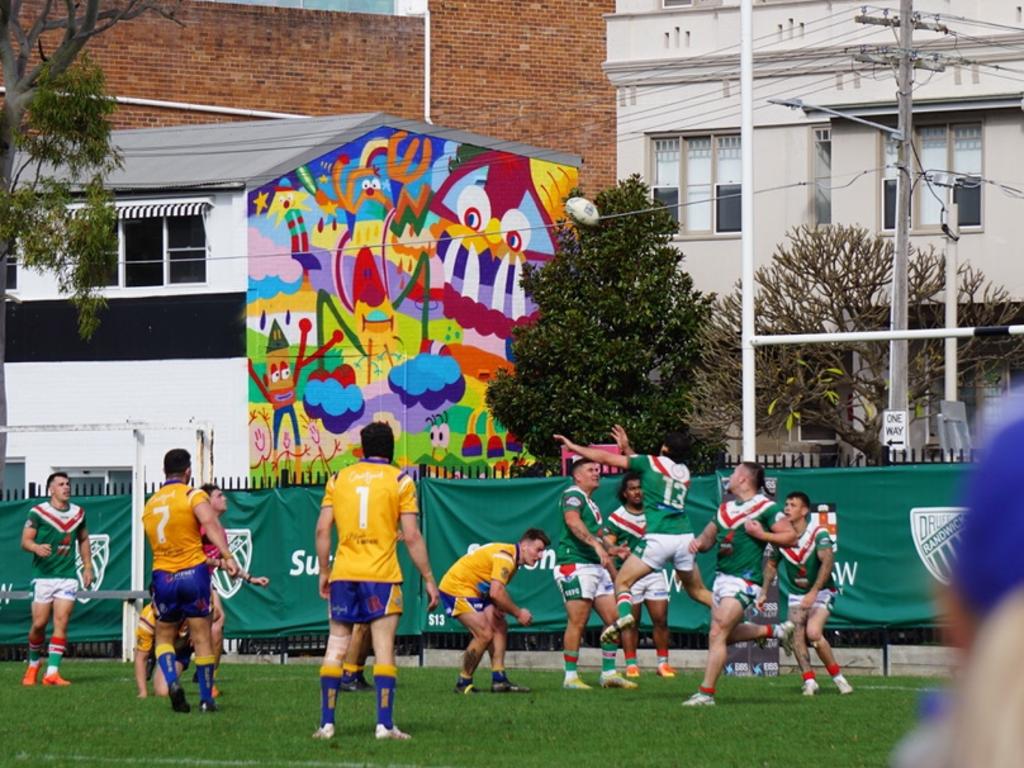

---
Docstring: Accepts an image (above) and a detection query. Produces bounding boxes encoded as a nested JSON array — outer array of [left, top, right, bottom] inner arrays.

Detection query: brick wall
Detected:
[[3, 0, 615, 190]]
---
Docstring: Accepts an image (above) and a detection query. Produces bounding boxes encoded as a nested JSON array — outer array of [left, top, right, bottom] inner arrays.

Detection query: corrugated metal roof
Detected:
[[103, 112, 581, 192]]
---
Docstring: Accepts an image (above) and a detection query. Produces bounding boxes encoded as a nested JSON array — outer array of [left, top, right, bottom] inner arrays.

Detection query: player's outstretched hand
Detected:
[[517, 608, 533, 627], [425, 581, 440, 611], [754, 589, 767, 611], [611, 424, 631, 453], [223, 557, 241, 578], [250, 576, 270, 587]]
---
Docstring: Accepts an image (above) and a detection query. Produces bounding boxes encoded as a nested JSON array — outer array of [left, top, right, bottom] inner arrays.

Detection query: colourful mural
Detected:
[[247, 126, 578, 479]]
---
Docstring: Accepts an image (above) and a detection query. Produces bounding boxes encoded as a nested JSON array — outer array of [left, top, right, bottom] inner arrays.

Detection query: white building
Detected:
[[606, 0, 1024, 446]]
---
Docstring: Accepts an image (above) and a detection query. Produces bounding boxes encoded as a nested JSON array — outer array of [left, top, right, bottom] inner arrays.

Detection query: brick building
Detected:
[[13, 0, 616, 191]]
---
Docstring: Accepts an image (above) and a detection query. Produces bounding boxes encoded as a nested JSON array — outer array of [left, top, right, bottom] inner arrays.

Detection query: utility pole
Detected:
[[890, 0, 913, 430]]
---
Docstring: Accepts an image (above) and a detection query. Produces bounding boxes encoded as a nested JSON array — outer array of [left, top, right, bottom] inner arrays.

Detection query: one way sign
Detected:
[[882, 410, 908, 451]]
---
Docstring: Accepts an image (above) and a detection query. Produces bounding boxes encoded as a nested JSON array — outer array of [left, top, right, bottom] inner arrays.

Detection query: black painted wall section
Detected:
[[6, 293, 246, 362]]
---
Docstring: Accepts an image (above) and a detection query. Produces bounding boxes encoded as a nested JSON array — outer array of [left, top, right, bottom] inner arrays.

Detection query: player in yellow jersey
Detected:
[[439, 529, 550, 694], [133, 603, 191, 698], [312, 422, 439, 741], [143, 448, 238, 715]]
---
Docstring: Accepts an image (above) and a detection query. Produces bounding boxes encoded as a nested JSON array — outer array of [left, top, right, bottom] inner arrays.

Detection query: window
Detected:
[[813, 127, 831, 225], [120, 215, 207, 288], [882, 134, 900, 231], [651, 134, 742, 234], [6, 257, 16, 291], [917, 124, 982, 228]]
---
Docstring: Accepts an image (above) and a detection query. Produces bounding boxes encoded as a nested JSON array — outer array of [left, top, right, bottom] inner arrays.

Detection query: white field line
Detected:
[[16, 754, 459, 768]]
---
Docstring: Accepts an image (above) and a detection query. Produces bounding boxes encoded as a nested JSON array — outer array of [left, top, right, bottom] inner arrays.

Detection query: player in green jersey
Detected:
[[554, 426, 711, 647], [682, 462, 798, 706], [604, 471, 675, 678], [554, 457, 635, 690], [757, 491, 852, 696], [20, 472, 93, 687]]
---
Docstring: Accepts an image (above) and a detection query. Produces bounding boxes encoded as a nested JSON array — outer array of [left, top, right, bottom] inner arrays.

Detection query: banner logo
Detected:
[[76, 534, 109, 603], [910, 507, 965, 585], [213, 529, 253, 599]]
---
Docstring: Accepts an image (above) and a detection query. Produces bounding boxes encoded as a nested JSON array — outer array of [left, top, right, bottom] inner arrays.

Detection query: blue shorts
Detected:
[[329, 581, 403, 623], [440, 591, 489, 618], [152, 563, 212, 623]]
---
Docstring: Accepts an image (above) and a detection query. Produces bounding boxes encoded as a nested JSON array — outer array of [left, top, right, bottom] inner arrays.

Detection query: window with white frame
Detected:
[[650, 134, 742, 234], [119, 215, 207, 288], [813, 127, 831, 225], [882, 134, 900, 231]]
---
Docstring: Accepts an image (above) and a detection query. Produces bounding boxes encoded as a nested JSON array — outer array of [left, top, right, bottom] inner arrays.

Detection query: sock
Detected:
[[456, 674, 473, 689], [374, 664, 397, 730], [319, 662, 342, 727], [699, 685, 715, 696], [601, 642, 617, 675], [616, 593, 633, 621], [28, 631, 44, 667], [195, 655, 215, 703], [340, 661, 358, 684], [156, 643, 179, 687], [491, 667, 508, 684], [826, 663, 842, 678], [563, 651, 579, 678], [771, 624, 786, 639], [625, 650, 638, 669], [355, 663, 366, 681], [803, 670, 816, 682], [657, 650, 669, 666], [46, 636, 66, 675]]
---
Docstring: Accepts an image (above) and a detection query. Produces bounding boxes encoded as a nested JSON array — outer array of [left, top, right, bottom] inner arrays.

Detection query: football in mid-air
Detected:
[[564, 196, 600, 227]]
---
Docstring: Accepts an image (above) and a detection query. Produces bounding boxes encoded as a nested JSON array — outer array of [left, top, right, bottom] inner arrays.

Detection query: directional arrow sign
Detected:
[[882, 410, 908, 451]]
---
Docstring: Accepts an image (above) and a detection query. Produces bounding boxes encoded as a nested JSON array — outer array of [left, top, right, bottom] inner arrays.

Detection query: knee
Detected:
[[805, 628, 823, 644]]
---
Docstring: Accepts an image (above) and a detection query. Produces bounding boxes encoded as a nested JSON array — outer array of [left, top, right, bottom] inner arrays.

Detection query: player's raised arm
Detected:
[[553, 433, 630, 470]]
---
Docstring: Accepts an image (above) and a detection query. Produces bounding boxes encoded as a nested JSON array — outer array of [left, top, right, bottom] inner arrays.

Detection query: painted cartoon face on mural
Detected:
[[247, 126, 577, 479]]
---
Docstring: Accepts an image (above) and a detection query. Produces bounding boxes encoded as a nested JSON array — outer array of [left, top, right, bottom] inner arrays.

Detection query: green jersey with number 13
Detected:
[[626, 455, 692, 535]]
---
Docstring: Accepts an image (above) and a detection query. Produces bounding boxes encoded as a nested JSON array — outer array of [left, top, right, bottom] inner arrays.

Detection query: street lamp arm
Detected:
[[767, 97, 905, 141]]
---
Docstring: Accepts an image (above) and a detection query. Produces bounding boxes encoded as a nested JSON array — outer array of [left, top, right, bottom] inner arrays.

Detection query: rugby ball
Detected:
[[565, 196, 600, 227]]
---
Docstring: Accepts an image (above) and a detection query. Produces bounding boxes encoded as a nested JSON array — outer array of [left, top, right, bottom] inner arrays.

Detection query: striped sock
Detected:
[[156, 643, 179, 687], [601, 643, 617, 674], [28, 631, 44, 667], [195, 655, 216, 703], [340, 661, 358, 684], [46, 637, 66, 675], [616, 593, 633, 620], [657, 651, 669, 666], [826, 663, 841, 678], [803, 670, 816, 682], [699, 685, 715, 696], [563, 651, 579, 677], [625, 650, 638, 669], [374, 664, 397, 729], [319, 662, 342, 727]]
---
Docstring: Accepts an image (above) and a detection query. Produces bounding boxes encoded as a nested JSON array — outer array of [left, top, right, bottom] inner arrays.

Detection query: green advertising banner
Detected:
[[419, 473, 723, 634], [0, 495, 133, 644], [0, 463, 970, 645]]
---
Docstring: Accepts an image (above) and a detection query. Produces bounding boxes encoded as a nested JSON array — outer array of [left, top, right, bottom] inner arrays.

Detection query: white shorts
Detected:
[[712, 574, 761, 609], [787, 588, 837, 612], [554, 563, 614, 602], [630, 570, 670, 604], [635, 533, 696, 572], [32, 578, 78, 604]]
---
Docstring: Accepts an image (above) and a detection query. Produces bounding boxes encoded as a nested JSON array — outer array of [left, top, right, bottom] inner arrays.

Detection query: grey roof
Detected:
[[104, 112, 581, 193]]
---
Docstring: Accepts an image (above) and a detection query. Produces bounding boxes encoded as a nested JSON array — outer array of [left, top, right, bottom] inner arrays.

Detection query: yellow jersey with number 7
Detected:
[[143, 481, 210, 573], [321, 459, 417, 583]]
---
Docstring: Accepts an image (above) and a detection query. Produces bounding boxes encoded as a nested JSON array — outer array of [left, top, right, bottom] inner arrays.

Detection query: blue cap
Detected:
[[958, 416, 1024, 616]]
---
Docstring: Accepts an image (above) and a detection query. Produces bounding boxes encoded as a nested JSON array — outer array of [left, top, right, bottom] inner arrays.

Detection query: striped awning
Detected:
[[116, 200, 211, 220]]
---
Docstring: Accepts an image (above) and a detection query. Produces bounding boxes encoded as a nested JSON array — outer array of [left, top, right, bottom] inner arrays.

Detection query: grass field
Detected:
[[1, 661, 936, 768]]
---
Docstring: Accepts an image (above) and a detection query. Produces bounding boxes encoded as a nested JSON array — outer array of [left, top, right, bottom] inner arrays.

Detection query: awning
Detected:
[[115, 200, 211, 219]]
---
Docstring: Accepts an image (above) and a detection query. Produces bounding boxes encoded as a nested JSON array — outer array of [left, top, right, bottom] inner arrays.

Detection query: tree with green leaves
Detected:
[[1, 0, 176, 487], [690, 224, 1024, 460], [486, 175, 715, 472]]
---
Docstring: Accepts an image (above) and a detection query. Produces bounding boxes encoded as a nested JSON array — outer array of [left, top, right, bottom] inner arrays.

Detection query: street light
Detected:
[[767, 96, 912, 447]]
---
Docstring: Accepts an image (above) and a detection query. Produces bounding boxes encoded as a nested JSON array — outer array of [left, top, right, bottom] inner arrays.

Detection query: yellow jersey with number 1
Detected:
[[321, 459, 417, 583], [143, 481, 209, 573]]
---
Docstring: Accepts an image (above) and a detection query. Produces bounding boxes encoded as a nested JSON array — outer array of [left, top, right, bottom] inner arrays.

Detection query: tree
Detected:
[[486, 175, 715, 472], [0, 0, 175, 487], [690, 224, 1024, 460]]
